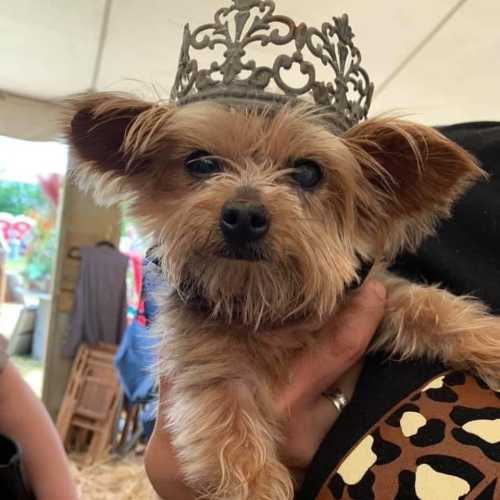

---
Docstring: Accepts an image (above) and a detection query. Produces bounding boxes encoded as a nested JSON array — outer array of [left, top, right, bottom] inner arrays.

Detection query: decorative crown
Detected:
[[170, 0, 374, 129]]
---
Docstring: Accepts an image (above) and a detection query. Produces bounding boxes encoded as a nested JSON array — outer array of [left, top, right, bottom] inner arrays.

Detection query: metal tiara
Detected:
[[170, 0, 374, 129]]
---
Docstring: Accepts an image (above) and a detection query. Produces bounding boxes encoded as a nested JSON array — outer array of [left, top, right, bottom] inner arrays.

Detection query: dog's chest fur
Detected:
[[156, 292, 323, 390]]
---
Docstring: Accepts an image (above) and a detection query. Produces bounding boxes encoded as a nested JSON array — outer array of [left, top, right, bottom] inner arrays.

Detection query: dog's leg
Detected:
[[372, 273, 500, 389], [166, 375, 294, 500]]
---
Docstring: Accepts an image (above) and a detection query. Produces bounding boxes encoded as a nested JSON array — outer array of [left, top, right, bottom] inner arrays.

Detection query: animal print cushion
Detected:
[[296, 352, 500, 500], [314, 371, 499, 499]]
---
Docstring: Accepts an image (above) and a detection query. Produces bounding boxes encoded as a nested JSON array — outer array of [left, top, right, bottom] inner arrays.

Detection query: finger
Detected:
[[283, 280, 386, 407], [280, 362, 365, 470], [311, 360, 364, 422], [322, 279, 387, 362]]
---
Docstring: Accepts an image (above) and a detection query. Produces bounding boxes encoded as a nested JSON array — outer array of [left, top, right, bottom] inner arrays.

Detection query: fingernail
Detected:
[[364, 279, 386, 301]]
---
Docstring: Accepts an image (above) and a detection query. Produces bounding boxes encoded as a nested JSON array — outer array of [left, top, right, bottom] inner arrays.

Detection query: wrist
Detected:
[[145, 431, 195, 500]]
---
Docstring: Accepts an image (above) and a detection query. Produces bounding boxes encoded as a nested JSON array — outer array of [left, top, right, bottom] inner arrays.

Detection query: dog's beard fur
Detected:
[[141, 162, 359, 327], [67, 95, 482, 331]]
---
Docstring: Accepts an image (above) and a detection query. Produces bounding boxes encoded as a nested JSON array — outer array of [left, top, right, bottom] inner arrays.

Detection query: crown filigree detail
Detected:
[[170, 0, 374, 128]]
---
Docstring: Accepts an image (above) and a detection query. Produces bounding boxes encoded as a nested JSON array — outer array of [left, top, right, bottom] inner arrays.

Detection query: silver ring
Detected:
[[322, 388, 348, 413]]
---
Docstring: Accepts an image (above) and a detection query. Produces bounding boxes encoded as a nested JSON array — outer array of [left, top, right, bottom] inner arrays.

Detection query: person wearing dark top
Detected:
[[297, 122, 500, 499]]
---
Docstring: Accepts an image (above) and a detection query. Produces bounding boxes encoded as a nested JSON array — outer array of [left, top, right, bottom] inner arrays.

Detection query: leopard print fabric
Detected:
[[315, 372, 500, 499]]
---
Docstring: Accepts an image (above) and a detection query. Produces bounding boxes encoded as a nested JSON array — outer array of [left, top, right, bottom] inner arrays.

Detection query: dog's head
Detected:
[[67, 94, 483, 326]]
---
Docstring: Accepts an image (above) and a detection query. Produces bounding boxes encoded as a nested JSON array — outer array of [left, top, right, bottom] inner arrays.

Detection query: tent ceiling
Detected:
[[0, 0, 106, 98], [0, 0, 499, 134]]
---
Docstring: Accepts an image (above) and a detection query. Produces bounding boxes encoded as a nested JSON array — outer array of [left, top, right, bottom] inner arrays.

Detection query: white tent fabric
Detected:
[[0, 0, 499, 140]]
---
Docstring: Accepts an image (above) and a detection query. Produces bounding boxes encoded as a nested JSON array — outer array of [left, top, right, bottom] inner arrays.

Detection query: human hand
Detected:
[[145, 279, 386, 499], [275, 280, 386, 485]]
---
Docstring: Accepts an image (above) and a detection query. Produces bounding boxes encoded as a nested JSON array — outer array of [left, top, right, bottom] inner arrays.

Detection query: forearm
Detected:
[[0, 361, 78, 500]]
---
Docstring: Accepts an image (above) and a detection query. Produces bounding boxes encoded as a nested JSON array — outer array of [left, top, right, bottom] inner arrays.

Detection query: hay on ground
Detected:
[[70, 455, 158, 500]]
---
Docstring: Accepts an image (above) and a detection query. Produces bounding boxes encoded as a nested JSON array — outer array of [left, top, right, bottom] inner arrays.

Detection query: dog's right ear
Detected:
[[66, 93, 176, 203], [68, 93, 152, 170]]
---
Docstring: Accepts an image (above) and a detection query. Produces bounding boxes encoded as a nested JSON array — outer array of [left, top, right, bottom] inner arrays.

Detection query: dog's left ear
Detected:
[[343, 117, 485, 253]]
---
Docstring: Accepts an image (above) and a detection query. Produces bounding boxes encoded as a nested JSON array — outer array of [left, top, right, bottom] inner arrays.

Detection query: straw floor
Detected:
[[70, 455, 158, 500]]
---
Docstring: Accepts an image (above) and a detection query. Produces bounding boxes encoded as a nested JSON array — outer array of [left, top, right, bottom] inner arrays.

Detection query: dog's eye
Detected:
[[185, 150, 222, 178], [290, 159, 322, 189]]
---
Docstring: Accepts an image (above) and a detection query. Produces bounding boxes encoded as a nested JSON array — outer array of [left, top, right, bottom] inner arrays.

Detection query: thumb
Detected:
[[285, 280, 386, 407], [326, 279, 387, 362]]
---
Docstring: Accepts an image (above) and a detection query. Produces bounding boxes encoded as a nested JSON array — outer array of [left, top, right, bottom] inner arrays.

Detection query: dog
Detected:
[[67, 94, 499, 499]]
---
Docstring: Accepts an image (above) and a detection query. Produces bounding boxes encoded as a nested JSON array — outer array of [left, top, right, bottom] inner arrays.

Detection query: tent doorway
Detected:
[[0, 135, 67, 396]]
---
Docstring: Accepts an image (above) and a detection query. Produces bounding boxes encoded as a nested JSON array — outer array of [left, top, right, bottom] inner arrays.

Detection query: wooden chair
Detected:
[[56, 343, 121, 464]]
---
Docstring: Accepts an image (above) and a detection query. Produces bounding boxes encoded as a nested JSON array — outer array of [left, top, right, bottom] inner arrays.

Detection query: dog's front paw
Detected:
[[464, 318, 500, 392], [378, 278, 500, 392], [169, 380, 294, 500], [252, 460, 294, 500]]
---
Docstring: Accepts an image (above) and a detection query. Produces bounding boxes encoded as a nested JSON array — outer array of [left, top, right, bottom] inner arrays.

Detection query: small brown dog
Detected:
[[61, 7, 500, 497], [66, 94, 499, 499]]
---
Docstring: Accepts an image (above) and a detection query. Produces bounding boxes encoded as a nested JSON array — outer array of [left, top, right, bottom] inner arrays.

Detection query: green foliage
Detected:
[[0, 181, 45, 215], [0, 180, 57, 292], [23, 222, 57, 291]]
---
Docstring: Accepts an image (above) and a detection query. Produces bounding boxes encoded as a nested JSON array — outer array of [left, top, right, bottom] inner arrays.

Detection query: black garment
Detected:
[[0, 434, 34, 500], [392, 122, 500, 314], [298, 122, 500, 500]]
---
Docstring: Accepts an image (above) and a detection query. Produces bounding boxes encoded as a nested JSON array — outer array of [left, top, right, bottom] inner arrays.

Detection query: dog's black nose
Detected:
[[220, 200, 270, 244]]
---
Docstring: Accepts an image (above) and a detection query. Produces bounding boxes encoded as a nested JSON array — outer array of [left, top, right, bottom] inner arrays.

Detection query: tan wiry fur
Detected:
[[66, 93, 498, 500]]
